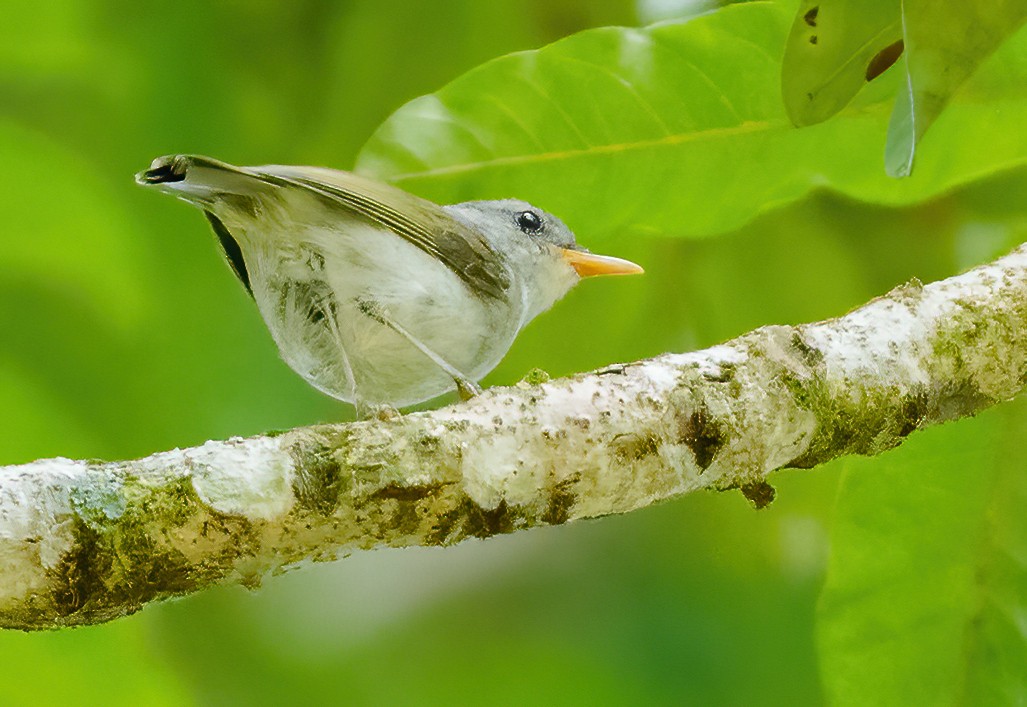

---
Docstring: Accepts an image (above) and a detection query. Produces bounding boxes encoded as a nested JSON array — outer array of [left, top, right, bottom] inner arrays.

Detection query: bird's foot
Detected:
[[355, 401, 402, 421], [455, 378, 482, 401]]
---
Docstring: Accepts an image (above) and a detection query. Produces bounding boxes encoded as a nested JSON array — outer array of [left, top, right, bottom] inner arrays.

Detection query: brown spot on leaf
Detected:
[[809, 35, 818, 45], [866, 40, 904, 81], [804, 6, 818, 27]]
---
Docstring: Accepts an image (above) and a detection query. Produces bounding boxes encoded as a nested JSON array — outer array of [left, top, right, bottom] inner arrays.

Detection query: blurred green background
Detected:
[[2, 1, 1025, 705]]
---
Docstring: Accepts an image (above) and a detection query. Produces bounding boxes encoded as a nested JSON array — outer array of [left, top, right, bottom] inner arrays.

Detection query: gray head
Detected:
[[445, 198, 577, 250], [445, 198, 643, 321]]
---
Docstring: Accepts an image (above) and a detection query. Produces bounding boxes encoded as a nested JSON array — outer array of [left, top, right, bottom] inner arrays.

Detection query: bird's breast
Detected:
[[240, 222, 522, 405]]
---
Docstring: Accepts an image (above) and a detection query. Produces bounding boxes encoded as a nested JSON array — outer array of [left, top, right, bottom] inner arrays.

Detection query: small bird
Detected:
[[137, 155, 642, 414]]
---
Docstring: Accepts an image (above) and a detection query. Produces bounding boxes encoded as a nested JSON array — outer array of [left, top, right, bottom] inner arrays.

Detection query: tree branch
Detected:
[[3, 243, 1027, 630]]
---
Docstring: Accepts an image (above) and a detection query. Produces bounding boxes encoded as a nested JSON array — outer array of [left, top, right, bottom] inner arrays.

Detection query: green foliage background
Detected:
[[1, 0, 1025, 704]]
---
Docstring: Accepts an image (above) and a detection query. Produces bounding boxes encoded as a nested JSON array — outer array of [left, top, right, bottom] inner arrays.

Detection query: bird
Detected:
[[137, 154, 643, 415]]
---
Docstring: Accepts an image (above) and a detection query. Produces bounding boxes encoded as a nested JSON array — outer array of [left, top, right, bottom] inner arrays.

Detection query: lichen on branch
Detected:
[[3, 243, 1027, 631]]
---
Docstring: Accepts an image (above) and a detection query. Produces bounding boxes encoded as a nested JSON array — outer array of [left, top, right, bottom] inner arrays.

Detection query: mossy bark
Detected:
[[2, 243, 1027, 630]]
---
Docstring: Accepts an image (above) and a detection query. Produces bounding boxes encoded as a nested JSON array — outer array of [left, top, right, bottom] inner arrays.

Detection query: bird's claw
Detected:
[[456, 378, 482, 401]]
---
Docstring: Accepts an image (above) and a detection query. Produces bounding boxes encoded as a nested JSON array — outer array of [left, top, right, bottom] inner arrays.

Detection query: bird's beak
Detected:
[[560, 248, 644, 278]]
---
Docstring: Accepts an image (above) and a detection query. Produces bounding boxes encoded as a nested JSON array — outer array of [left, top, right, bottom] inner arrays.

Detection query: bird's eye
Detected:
[[515, 210, 544, 235]]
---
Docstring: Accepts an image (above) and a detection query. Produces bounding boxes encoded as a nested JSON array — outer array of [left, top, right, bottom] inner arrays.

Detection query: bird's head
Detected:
[[444, 199, 643, 321]]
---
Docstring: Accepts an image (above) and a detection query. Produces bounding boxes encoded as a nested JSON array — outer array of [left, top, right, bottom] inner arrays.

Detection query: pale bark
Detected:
[[3, 243, 1027, 630]]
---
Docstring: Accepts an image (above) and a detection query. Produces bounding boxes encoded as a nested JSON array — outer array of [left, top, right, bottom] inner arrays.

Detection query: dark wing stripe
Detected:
[[309, 181, 510, 299], [205, 211, 253, 297], [296, 179, 445, 259], [254, 172, 509, 300]]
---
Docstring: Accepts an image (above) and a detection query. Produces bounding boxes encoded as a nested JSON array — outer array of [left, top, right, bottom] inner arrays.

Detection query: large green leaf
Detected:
[[817, 400, 1027, 704], [782, 0, 902, 126], [886, 0, 1027, 177], [357, 2, 1027, 241], [300, 0, 638, 166]]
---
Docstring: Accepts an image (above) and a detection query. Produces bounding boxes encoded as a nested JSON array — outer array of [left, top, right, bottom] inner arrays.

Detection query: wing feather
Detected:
[[253, 165, 510, 300]]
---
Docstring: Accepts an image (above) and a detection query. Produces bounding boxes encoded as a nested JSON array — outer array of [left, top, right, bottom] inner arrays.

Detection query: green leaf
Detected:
[[357, 2, 797, 240], [817, 400, 1027, 704], [782, 0, 902, 126], [885, 0, 1027, 177], [301, 0, 639, 166], [357, 2, 1027, 241]]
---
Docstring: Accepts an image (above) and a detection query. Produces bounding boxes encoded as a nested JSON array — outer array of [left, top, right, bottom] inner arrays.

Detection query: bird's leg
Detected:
[[356, 297, 482, 399], [454, 378, 482, 401], [313, 288, 367, 413], [309, 289, 401, 419], [331, 316, 359, 402]]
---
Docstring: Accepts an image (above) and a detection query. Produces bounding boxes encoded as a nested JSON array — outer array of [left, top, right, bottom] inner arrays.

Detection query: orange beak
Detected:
[[560, 248, 644, 278]]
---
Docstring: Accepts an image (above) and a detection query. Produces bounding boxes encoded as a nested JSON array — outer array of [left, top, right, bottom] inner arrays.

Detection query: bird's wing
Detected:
[[253, 165, 510, 300]]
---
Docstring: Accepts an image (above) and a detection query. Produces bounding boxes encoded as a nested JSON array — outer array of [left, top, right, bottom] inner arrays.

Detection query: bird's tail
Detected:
[[135, 154, 269, 207]]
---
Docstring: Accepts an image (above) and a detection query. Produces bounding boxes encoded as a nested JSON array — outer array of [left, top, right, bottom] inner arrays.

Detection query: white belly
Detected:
[[242, 222, 521, 407]]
